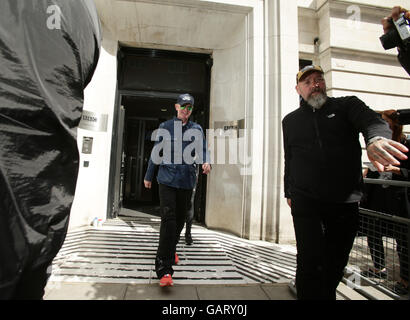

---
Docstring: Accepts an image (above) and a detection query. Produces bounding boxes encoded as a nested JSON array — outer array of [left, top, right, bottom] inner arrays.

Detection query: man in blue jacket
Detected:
[[144, 93, 211, 287]]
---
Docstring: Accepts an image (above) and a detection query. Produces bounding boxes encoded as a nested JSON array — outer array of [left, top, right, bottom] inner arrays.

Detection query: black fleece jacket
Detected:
[[282, 96, 392, 203], [398, 47, 410, 76]]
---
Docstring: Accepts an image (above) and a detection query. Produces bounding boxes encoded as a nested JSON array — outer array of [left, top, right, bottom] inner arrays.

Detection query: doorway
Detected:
[[121, 95, 174, 215], [108, 47, 212, 223]]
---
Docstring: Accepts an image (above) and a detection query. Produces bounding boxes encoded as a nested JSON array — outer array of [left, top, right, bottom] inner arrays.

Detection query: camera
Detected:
[[390, 109, 410, 125], [380, 13, 410, 50]]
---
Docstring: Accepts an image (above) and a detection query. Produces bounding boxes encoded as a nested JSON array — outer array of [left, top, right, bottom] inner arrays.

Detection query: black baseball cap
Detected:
[[176, 93, 194, 106]]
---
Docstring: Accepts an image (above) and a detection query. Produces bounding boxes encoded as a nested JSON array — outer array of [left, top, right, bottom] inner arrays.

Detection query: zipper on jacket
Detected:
[[313, 112, 323, 149]]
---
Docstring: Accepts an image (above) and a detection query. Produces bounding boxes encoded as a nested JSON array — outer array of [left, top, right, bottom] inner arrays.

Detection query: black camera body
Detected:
[[380, 13, 410, 50], [390, 109, 410, 125]]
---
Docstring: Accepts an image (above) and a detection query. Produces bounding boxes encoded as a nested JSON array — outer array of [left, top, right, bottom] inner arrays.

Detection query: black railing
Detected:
[[346, 178, 410, 299]]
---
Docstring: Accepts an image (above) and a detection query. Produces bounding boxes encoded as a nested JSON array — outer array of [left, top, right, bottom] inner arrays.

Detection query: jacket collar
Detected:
[[173, 116, 192, 127]]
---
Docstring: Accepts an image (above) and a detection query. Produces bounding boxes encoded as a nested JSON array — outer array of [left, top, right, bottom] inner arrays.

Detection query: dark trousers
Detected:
[[155, 184, 192, 279], [367, 222, 386, 270], [395, 225, 409, 282], [185, 187, 196, 237], [291, 195, 359, 300], [366, 220, 409, 281], [0, 262, 51, 300], [186, 167, 199, 237]]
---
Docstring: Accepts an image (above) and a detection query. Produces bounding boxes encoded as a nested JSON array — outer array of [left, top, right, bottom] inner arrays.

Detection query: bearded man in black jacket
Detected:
[[282, 65, 409, 300]]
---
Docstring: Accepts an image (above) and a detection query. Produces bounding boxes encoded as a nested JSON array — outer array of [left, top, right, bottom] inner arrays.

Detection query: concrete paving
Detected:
[[44, 282, 296, 300]]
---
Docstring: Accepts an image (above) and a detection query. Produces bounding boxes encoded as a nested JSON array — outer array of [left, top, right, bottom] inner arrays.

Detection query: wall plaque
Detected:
[[79, 110, 108, 132]]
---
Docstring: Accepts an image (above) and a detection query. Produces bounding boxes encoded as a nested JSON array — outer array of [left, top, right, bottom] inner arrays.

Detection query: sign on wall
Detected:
[[82, 137, 94, 154], [79, 110, 108, 132]]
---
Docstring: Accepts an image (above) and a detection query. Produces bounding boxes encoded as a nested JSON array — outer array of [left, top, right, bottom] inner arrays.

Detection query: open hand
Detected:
[[366, 137, 408, 172]]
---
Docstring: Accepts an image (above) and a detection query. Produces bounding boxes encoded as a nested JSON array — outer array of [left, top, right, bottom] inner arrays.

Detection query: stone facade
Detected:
[[69, 0, 410, 244]]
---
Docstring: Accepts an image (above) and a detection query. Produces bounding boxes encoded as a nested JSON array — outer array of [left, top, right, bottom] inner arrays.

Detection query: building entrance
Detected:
[[109, 47, 212, 223], [121, 95, 174, 216]]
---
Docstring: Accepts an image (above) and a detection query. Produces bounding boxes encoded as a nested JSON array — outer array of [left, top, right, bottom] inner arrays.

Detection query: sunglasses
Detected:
[[180, 104, 193, 111]]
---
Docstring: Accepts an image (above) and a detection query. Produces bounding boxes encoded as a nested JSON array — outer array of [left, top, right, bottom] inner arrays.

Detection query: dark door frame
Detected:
[[106, 47, 212, 221]]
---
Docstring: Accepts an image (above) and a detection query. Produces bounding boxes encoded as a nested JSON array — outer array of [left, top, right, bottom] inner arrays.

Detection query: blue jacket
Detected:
[[144, 117, 210, 190]]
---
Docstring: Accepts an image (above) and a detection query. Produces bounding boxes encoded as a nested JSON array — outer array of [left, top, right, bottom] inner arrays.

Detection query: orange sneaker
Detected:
[[159, 274, 173, 287], [175, 253, 179, 265]]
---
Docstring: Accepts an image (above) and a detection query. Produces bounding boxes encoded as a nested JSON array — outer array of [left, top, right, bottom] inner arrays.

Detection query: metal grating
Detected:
[[346, 208, 410, 299]]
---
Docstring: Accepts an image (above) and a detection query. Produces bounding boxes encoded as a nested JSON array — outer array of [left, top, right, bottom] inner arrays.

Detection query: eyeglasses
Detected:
[[180, 104, 193, 111]]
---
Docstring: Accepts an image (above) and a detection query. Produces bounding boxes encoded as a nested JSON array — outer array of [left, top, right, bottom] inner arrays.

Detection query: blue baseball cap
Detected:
[[177, 93, 194, 106]]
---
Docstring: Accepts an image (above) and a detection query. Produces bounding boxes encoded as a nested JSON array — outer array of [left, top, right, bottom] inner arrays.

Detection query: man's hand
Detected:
[[366, 137, 408, 172], [384, 164, 402, 175], [202, 163, 211, 175], [286, 198, 291, 208], [144, 180, 152, 189], [381, 6, 409, 34]]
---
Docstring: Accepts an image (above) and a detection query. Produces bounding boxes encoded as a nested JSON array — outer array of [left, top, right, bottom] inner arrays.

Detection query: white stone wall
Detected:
[[205, 31, 248, 237], [69, 29, 118, 230], [70, 0, 409, 244]]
